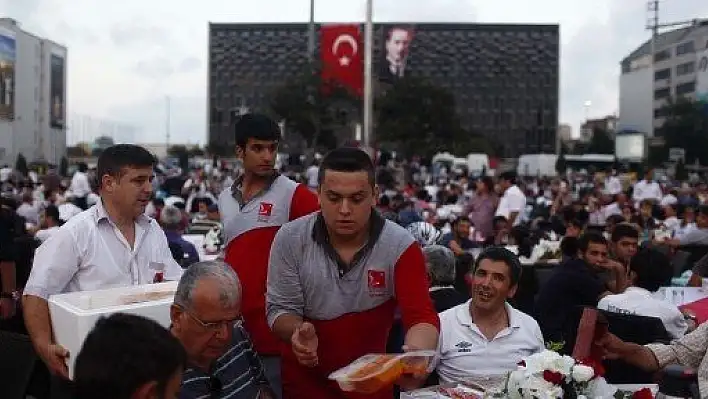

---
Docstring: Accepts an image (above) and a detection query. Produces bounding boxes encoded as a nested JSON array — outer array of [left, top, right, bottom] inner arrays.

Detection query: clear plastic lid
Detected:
[[328, 350, 436, 383]]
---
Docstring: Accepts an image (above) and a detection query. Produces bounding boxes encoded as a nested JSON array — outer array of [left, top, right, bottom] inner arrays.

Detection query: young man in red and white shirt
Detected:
[[219, 114, 319, 397]]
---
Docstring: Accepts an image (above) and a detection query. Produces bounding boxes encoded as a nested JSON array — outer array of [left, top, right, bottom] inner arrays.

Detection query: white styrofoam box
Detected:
[[48, 281, 178, 379]]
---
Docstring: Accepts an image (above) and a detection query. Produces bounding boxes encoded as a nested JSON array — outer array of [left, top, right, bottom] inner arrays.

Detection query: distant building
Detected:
[[0, 18, 67, 165], [208, 22, 560, 157], [579, 115, 618, 142], [557, 123, 573, 142], [619, 19, 708, 136]]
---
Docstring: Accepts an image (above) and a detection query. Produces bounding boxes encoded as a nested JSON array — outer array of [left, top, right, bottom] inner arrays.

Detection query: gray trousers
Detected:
[[259, 355, 282, 399]]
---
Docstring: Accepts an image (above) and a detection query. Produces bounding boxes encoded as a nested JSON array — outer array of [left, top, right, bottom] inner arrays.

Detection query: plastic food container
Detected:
[[48, 281, 177, 379], [328, 351, 436, 394]]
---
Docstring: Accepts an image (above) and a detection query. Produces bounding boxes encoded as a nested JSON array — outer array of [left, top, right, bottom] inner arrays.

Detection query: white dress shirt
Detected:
[[69, 171, 92, 198], [433, 300, 544, 388], [495, 185, 526, 226], [632, 180, 662, 204], [24, 200, 183, 300], [605, 176, 622, 195]]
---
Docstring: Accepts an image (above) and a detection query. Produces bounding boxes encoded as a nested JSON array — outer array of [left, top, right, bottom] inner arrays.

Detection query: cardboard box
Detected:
[[48, 281, 177, 379]]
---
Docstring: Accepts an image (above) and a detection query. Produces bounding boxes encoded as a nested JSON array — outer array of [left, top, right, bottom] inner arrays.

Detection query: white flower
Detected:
[[571, 365, 595, 383], [584, 377, 618, 398]]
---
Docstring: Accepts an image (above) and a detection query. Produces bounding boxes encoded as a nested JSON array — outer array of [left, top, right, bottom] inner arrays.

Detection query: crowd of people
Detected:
[[1, 113, 708, 398]]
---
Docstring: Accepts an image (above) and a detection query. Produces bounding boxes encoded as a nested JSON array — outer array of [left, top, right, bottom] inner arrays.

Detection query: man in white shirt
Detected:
[[69, 163, 92, 210], [632, 170, 662, 206], [495, 171, 526, 227], [598, 248, 689, 339], [305, 161, 319, 190], [433, 247, 544, 389], [34, 204, 62, 243], [604, 170, 622, 196], [23, 144, 183, 393]]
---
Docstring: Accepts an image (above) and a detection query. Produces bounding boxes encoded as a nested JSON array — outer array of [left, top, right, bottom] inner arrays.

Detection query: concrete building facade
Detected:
[[0, 18, 67, 166], [208, 22, 560, 158], [619, 19, 708, 136]]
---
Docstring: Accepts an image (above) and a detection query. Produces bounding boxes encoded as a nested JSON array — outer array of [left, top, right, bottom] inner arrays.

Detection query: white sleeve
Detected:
[[24, 228, 80, 300], [509, 192, 526, 213]]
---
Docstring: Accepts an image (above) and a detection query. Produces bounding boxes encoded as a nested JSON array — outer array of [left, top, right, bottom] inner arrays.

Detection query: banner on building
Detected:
[[0, 27, 16, 121], [320, 24, 363, 96], [697, 48, 708, 103], [379, 25, 415, 83], [50, 53, 66, 128]]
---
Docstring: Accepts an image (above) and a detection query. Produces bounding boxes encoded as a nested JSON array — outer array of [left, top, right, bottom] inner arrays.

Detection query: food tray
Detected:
[[329, 351, 435, 394]]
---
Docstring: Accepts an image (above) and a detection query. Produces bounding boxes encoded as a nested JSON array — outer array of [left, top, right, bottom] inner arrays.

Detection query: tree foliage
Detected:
[[586, 127, 614, 154], [656, 97, 708, 164], [555, 146, 567, 175], [15, 153, 28, 176], [675, 158, 688, 181], [59, 156, 69, 177], [270, 65, 359, 150], [66, 146, 88, 157], [207, 141, 232, 157], [375, 77, 494, 157]]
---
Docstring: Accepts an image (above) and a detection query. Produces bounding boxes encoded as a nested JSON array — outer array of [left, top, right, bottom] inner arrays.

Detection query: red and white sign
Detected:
[[258, 202, 273, 217], [320, 24, 363, 96], [367, 270, 386, 289]]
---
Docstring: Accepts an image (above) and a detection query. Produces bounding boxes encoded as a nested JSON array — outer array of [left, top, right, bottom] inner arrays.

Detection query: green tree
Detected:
[[207, 141, 232, 157], [375, 77, 470, 157], [657, 97, 708, 164], [555, 146, 567, 175], [586, 128, 614, 154], [59, 156, 69, 177], [66, 146, 87, 157], [675, 158, 688, 181], [270, 65, 359, 150], [188, 146, 205, 157], [167, 145, 189, 157], [15, 153, 28, 176]]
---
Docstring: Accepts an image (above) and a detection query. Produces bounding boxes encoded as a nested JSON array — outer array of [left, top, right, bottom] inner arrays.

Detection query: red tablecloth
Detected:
[[680, 297, 708, 324]]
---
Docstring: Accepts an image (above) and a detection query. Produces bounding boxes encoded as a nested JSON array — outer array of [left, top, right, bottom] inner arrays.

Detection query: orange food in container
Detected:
[[328, 351, 436, 394]]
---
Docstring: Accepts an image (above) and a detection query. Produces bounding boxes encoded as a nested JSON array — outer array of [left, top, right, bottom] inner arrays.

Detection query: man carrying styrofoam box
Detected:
[[23, 144, 184, 397]]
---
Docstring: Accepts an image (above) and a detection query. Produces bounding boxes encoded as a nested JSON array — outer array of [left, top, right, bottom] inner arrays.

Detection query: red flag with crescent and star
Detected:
[[320, 24, 363, 97]]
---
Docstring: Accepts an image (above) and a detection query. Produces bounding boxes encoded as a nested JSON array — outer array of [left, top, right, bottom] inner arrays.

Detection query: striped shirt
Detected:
[[179, 323, 271, 399]]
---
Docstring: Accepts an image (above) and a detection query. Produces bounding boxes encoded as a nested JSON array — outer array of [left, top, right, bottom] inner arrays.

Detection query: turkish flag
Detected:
[[320, 24, 363, 97]]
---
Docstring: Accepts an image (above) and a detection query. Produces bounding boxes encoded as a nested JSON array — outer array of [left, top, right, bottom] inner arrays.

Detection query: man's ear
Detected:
[[130, 380, 159, 399]]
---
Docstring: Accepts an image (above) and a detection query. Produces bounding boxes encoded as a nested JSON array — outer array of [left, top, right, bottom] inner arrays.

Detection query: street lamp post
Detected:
[[362, 0, 374, 149]]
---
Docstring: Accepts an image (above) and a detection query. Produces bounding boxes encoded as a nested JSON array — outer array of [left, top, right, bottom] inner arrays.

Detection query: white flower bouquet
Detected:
[[484, 350, 653, 399]]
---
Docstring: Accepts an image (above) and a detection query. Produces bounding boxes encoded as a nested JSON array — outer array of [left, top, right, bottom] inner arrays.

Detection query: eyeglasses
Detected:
[[178, 306, 242, 332], [208, 375, 222, 398]]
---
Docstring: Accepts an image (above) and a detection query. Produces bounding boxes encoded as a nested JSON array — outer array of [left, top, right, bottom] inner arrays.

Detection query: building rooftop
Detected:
[[621, 19, 708, 70]]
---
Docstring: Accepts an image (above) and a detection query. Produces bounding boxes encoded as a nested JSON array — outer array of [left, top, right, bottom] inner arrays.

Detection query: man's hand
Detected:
[[0, 297, 15, 319], [396, 345, 431, 391], [594, 332, 627, 360], [291, 322, 318, 367], [38, 342, 70, 379], [598, 258, 623, 272]]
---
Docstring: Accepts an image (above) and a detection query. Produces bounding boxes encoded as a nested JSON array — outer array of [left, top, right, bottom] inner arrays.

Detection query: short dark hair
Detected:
[[453, 216, 471, 227], [473, 246, 522, 286], [318, 147, 375, 187], [577, 231, 608, 253], [630, 248, 672, 292], [611, 223, 639, 243], [74, 313, 186, 399], [499, 171, 517, 184], [44, 204, 60, 223], [96, 144, 156, 189], [234, 113, 280, 148]]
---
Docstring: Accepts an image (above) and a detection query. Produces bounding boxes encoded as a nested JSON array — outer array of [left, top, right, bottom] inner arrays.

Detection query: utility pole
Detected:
[[362, 0, 374, 149], [647, 0, 659, 138], [307, 0, 315, 59], [165, 96, 171, 149]]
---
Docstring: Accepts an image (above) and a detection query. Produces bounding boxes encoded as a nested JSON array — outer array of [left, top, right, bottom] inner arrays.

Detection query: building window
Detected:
[[675, 81, 696, 96], [654, 49, 671, 62], [654, 88, 670, 99], [654, 107, 669, 118], [675, 41, 695, 56], [676, 61, 695, 76], [654, 68, 670, 81]]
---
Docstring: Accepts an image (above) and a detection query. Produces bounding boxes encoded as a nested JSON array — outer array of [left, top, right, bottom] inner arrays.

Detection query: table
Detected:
[[400, 383, 658, 398], [182, 234, 219, 262], [655, 287, 708, 306]]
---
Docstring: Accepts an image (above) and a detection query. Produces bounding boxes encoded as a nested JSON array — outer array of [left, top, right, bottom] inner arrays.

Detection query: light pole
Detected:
[[362, 0, 374, 149]]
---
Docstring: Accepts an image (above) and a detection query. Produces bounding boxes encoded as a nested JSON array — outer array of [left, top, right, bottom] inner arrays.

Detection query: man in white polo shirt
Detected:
[[23, 144, 183, 398], [433, 247, 544, 389], [495, 171, 526, 227]]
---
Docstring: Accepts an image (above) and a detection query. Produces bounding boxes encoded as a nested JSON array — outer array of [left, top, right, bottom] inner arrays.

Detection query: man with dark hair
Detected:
[[267, 147, 439, 398], [495, 171, 526, 227], [598, 248, 688, 338], [69, 162, 91, 210], [23, 144, 183, 398], [433, 247, 543, 387], [74, 313, 186, 399], [35, 204, 62, 242], [440, 216, 477, 256], [534, 232, 626, 347], [609, 222, 639, 269], [219, 113, 319, 396]]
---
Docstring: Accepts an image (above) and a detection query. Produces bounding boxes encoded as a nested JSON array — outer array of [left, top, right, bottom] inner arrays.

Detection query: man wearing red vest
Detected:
[[219, 114, 320, 397]]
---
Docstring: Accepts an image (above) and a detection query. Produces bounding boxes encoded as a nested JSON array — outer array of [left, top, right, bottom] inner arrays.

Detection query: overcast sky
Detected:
[[2, 0, 707, 145]]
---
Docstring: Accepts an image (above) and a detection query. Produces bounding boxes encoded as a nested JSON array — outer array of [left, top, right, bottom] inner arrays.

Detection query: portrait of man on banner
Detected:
[[0, 29, 16, 121], [379, 25, 414, 83]]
